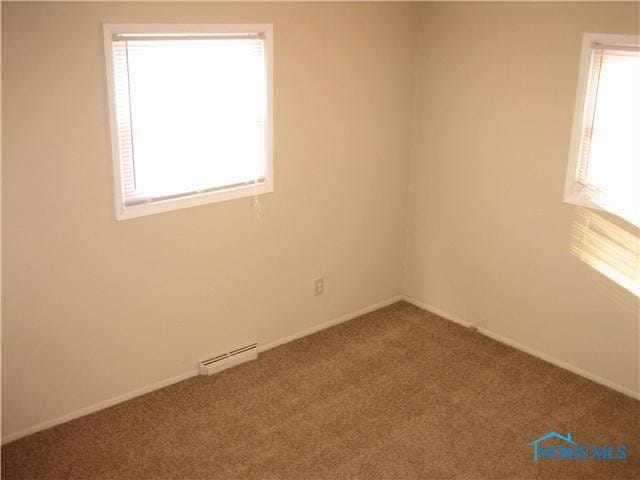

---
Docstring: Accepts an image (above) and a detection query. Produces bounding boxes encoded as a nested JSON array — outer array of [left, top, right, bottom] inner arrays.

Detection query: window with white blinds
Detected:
[[104, 25, 273, 220], [565, 33, 639, 227]]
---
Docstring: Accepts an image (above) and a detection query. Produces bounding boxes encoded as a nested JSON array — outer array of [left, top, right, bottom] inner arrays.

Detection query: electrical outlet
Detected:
[[314, 278, 324, 295]]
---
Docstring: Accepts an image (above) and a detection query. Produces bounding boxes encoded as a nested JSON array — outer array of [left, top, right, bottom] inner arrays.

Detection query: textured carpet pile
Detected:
[[2, 301, 639, 479]]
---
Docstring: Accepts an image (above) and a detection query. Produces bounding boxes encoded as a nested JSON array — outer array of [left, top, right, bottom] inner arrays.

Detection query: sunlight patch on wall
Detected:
[[571, 208, 639, 297]]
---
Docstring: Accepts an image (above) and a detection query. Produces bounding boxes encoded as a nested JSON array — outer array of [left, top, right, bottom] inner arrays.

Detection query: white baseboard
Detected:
[[1, 369, 200, 445], [403, 295, 640, 400], [2, 295, 404, 445], [403, 296, 473, 329], [260, 295, 404, 352], [9, 293, 632, 445]]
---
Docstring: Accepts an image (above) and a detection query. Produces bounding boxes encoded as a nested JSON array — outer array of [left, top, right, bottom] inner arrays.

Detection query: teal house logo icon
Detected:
[[528, 432, 627, 462], [529, 432, 578, 462]]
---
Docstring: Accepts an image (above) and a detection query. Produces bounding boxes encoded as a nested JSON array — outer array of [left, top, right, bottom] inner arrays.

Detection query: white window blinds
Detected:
[[111, 33, 267, 207], [577, 42, 640, 225]]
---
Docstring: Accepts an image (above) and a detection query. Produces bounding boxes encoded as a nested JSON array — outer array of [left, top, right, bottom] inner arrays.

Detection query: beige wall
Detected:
[[406, 2, 639, 395], [2, 2, 418, 438], [3, 1, 640, 443]]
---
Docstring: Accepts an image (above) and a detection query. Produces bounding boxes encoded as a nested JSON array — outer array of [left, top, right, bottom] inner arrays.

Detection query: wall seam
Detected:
[[400, 3, 424, 297]]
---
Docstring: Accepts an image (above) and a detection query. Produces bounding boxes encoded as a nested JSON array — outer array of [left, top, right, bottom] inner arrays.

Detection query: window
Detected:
[[564, 33, 639, 227], [103, 24, 273, 220]]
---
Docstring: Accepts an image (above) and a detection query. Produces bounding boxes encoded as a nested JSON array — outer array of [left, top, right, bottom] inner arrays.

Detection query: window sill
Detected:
[[115, 181, 273, 221]]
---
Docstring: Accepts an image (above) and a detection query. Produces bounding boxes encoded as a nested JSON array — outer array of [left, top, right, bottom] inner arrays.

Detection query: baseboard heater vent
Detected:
[[199, 342, 258, 376]]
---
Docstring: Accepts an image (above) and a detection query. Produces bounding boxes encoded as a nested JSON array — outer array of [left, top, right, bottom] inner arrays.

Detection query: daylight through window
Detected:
[[565, 34, 639, 226], [104, 25, 273, 220]]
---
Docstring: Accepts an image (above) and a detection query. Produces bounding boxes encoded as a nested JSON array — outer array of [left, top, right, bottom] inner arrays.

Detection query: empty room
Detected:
[[1, 1, 639, 479]]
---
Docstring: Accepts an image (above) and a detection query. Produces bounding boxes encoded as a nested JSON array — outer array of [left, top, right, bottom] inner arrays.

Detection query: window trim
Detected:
[[564, 32, 639, 224], [103, 23, 274, 220]]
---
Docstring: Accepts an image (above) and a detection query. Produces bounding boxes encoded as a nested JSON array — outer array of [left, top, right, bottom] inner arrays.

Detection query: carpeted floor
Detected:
[[2, 301, 639, 479]]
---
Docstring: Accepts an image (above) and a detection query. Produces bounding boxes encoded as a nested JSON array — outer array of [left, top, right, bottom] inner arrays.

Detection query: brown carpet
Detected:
[[2, 301, 639, 479]]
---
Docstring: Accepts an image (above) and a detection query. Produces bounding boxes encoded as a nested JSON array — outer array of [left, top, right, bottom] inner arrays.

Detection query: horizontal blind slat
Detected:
[[114, 33, 265, 42]]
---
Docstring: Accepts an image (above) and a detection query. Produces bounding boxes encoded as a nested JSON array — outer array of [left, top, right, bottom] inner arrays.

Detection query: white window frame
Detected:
[[103, 23, 274, 220], [564, 32, 639, 226]]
